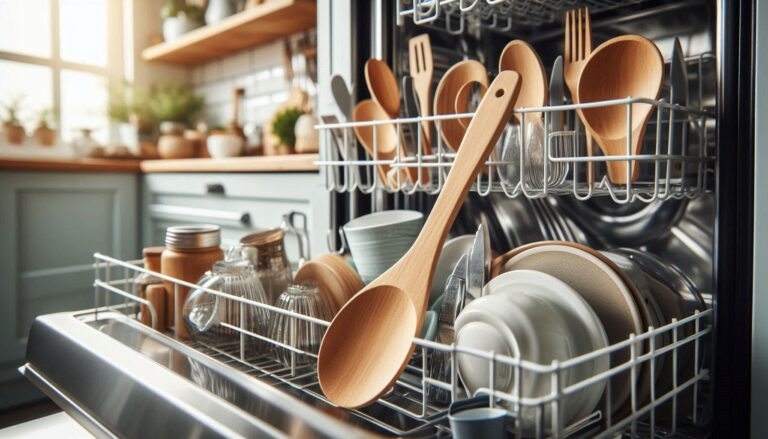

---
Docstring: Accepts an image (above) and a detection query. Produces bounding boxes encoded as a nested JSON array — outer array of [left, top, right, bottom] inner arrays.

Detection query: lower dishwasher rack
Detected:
[[24, 253, 713, 438]]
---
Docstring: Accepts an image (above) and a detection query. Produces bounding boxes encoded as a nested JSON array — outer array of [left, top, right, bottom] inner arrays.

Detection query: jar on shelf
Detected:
[[136, 246, 165, 329], [239, 229, 293, 305], [161, 225, 224, 340]]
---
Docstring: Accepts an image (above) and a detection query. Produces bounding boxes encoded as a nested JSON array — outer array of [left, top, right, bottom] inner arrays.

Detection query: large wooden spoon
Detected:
[[365, 59, 400, 118], [576, 35, 664, 184], [498, 40, 548, 125], [317, 71, 521, 409]]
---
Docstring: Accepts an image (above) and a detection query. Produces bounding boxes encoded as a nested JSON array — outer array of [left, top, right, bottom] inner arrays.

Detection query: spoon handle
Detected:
[[399, 71, 521, 293]]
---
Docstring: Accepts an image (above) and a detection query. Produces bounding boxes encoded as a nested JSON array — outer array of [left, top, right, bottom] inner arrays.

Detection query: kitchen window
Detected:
[[0, 0, 123, 145]]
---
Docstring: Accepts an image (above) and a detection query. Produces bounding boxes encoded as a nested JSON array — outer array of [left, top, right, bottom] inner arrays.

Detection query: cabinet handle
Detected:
[[205, 183, 225, 194], [149, 204, 250, 226]]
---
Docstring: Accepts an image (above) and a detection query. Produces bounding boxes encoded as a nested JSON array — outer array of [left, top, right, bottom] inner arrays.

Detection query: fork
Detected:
[[409, 34, 434, 154], [564, 7, 595, 185]]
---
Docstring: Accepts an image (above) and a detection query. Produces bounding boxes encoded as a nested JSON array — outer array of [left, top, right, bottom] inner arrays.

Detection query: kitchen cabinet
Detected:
[[0, 171, 139, 409], [143, 172, 328, 264]]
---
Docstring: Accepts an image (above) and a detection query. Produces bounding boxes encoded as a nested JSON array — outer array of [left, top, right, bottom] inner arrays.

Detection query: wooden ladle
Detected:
[[498, 40, 548, 125], [576, 35, 664, 184], [365, 59, 400, 118], [317, 71, 521, 409]]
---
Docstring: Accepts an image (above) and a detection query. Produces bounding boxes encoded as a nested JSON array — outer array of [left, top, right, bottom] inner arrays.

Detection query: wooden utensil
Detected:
[[577, 35, 664, 184], [295, 255, 363, 315], [229, 87, 245, 137], [454, 81, 487, 130], [498, 40, 548, 125], [352, 99, 416, 187], [433, 60, 488, 151], [409, 34, 434, 153], [365, 59, 400, 118], [564, 8, 596, 184], [317, 71, 521, 409]]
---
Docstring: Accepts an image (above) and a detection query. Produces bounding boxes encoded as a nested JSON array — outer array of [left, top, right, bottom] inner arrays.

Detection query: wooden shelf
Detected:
[[142, 0, 316, 65], [140, 154, 318, 173]]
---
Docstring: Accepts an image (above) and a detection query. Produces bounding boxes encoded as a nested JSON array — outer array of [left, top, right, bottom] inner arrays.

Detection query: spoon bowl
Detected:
[[365, 59, 400, 118], [577, 35, 664, 184], [353, 99, 400, 184], [498, 40, 548, 125]]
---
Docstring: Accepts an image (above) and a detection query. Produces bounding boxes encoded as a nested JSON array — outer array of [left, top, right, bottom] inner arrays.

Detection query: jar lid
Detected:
[[143, 246, 165, 258], [165, 225, 221, 250], [240, 228, 284, 247]]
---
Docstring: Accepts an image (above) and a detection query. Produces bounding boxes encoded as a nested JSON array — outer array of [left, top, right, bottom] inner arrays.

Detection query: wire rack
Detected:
[[92, 252, 712, 438], [397, 0, 654, 33]]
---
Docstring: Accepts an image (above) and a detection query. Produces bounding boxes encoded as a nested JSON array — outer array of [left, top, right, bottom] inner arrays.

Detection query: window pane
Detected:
[[60, 0, 107, 66], [0, 60, 53, 132], [0, 0, 52, 58], [60, 69, 108, 144]]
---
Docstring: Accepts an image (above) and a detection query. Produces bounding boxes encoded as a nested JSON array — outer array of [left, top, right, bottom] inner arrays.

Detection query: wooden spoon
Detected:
[[433, 60, 488, 151], [576, 35, 664, 184], [498, 40, 548, 125], [317, 71, 521, 409], [365, 59, 400, 118], [352, 100, 409, 186]]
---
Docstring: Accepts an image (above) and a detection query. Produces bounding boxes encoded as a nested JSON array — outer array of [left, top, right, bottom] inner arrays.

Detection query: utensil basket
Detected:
[[92, 252, 711, 438]]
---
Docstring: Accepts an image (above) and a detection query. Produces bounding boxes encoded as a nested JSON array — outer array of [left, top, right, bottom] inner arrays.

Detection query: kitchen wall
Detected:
[[188, 30, 317, 134]]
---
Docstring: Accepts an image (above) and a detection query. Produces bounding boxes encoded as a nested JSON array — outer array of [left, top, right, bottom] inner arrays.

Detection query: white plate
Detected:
[[484, 269, 609, 424]]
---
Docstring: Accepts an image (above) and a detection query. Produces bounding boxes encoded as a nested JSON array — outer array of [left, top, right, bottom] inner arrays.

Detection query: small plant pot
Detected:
[[158, 134, 195, 159], [4, 123, 25, 145], [163, 15, 202, 42], [207, 133, 244, 158], [34, 127, 56, 146], [205, 0, 237, 25]]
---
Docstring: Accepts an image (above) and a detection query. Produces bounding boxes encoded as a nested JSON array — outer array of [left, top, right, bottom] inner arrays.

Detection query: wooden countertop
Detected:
[[140, 154, 319, 173], [0, 157, 142, 173], [0, 154, 319, 174]]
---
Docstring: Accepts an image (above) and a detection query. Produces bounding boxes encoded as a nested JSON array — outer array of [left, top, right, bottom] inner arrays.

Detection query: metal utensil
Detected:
[[669, 38, 689, 173], [440, 254, 468, 326], [402, 76, 420, 156], [330, 75, 353, 121], [549, 56, 565, 133], [466, 224, 489, 300]]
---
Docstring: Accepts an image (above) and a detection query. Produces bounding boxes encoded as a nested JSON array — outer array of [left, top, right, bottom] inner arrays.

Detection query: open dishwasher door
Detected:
[[22, 310, 394, 439]]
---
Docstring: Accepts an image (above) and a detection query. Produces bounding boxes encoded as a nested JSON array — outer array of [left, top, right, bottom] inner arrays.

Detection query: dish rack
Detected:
[[315, 55, 715, 205], [92, 252, 712, 438], [397, 0, 655, 32]]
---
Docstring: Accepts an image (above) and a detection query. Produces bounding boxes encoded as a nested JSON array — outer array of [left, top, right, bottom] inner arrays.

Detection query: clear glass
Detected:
[[60, 69, 108, 143], [183, 259, 269, 355], [0, 0, 51, 58], [59, 0, 108, 66], [0, 60, 53, 132], [237, 237, 294, 305], [269, 284, 332, 368]]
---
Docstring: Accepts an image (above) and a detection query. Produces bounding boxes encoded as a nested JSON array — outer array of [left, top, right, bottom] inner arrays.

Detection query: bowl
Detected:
[[207, 133, 244, 158], [343, 210, 424, 283], [158, 134, 195, 159]]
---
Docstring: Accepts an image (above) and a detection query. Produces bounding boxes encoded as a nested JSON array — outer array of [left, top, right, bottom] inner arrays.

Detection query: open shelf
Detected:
[[142, 0, 316, 65]]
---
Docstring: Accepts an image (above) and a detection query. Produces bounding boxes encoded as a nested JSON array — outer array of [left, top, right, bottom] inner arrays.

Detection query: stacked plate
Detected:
[[294, 254, 364, 315]]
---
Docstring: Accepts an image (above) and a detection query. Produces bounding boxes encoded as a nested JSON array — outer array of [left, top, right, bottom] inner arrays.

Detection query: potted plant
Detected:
[[2, 97, 26, 145], [161, 0, 204, 42], [147, 82, 205, 159], [205, 0, 238, 25], [206, 125, 244, 158], [108, 82, 154, 150], [33, 108, 57, 146], [270, 107, 304, 155]]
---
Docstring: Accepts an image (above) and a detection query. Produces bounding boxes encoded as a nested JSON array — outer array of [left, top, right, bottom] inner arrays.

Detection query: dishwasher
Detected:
[[23, 0, 755, 437]]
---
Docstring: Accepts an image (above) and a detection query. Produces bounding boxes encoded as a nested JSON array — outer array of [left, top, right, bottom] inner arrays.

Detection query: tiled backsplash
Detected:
[[188, 30, 317, 130]]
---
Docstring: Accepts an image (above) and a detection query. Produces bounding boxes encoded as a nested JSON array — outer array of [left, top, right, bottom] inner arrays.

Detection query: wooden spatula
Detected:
[[409, 34, 434, 154], [317, 71, 521, 409]]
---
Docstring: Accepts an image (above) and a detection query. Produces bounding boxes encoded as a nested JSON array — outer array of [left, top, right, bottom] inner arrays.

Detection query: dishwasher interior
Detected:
[[23, 0, 720, 437]]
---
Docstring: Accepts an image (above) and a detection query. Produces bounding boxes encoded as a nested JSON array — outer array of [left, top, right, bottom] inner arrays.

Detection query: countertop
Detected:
[[0, 154, 319, 174]]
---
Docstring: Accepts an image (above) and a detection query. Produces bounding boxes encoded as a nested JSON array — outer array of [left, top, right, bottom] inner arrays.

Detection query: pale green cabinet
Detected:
[[0, 171, 139, 408]]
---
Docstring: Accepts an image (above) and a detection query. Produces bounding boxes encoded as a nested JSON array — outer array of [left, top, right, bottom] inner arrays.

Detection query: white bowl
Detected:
[[343, 210, 423, 283], [207, 134, 244, 158]]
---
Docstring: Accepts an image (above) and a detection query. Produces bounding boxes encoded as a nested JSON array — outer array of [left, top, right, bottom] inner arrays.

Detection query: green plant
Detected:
[[35, 107, 58, 129], [2, 96, 24, 126], [147, 82, 205, 126], [271, 107, 304, 147], [160, 0, 204, 22], [108, 82, 152, 124]]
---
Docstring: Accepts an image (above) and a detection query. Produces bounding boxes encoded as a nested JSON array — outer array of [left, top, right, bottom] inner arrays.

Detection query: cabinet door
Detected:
[[0, 172, 139, 365]]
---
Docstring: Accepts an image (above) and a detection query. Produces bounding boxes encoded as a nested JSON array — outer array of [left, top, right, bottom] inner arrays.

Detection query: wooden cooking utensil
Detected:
[[454, 81, 488, 130], [498, 40, 548, 125], [409, 34, 434, 153], [295, 255, 363, 315], [433, 60, 488, 151], [576, 35, 664, 184], [564, 8, 595, 184], [353, 100, 426, 188], [229, 87, 245, 137], [317, 71, 521, 409], [364, 59, 400, 119]]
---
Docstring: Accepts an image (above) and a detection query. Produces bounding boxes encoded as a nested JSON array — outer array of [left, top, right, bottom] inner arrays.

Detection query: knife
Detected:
[[439, 254, 467, 326], [669, 38, 689, 159], [466, 224, 488, 300], [402, 76, 420, 156], [549, 56, 565, 133]]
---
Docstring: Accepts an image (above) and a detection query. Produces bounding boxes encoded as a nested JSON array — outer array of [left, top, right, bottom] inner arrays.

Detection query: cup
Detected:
[[449, 406, 508, 439]]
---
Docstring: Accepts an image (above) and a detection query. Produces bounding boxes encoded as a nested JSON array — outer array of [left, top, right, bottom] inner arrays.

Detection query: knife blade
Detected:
[[669, 38, 689, 159], [549, 56, 565, 133], [402, 76, 420, 156], [439, 254, 467, 325], [466, 224, 487, 300]]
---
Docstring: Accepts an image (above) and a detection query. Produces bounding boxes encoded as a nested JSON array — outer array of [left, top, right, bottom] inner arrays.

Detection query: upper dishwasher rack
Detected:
[[397, 0, 654, 32]]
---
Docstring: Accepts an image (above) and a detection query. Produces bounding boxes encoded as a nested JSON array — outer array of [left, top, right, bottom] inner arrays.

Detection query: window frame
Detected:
[[0, 0, 124, 146]]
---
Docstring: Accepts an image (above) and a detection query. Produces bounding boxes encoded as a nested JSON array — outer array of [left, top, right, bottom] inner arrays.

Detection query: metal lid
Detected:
[[240, 228, 284, 247], [165, 225, 221, 250]]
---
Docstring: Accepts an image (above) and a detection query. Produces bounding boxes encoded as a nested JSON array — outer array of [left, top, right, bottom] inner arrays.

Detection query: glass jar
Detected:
[[161, 225, 224, 339], [183, 259, 269, 356], [239, 229, 293, 305]]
